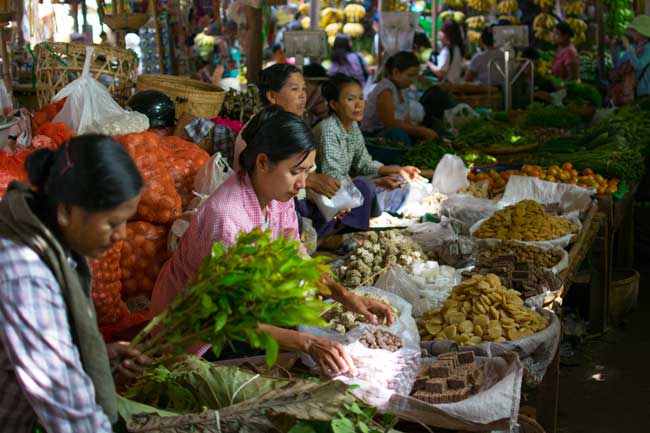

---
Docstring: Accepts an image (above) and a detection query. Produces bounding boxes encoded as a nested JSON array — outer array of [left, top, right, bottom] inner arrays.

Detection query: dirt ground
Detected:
[[557, 265, 650, 433]]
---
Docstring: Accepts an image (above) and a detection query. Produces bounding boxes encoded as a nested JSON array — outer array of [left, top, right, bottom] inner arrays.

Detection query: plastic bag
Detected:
[[159, 136, 211, 209], [300, 217, 318, 255], [52, 46, 146, 135], [443, 104, 479, 130], [89, 241, 129, 326], [167, 211, 193, 253], [116, 132, 182, 224], [1, 109, 32, 153], [190, 152, 233, 210], [120, 222, 171, 297], [407, 219, 458, 255], [440, 194, 499, 233], [0, 78, 13, 116], [431, 154, 469, 195], [310, 176, 364, 221]]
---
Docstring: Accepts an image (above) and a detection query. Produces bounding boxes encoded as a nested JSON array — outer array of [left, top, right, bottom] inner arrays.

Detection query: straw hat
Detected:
[[628, 15, 650, 38]]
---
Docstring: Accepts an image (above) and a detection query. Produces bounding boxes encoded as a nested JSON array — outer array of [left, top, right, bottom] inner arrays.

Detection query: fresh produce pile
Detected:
[[604, 0, 635, 36], [478, 241, 564, 269], [412, 351, 482, 404], [565, 82, 603, 107], [473, 200, 579, 241], [159, 136, 210, 208], [89, 242, 128, 326], [338, 231, 425, 287], [359, 329, 403, 352], [418, 273, 551, 343], [597, 105, 650, 155], [455, 118, 535, 151], [129, 229, 329, 366], [524, 103, 581, 130], [219, 87, 261, 123], [322, 293, 399, 334], [399, 140, 496, 169], [120, 222, 170, 297]]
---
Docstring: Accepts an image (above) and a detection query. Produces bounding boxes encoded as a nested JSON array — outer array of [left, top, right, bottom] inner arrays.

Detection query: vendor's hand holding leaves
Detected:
[[307, 172, 341, 198], [305, 335, 357, 377], [108, 341, 152, 386]]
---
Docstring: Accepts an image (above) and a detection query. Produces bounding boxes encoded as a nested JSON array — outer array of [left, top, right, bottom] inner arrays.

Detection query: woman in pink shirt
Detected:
[[151, 106, 393, 376], [551, 22, 580, 82]]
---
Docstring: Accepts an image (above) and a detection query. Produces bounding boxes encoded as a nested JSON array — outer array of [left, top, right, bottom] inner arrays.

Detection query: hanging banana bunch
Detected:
[[301, 17, 311, 30], [467, 0, 492, 12], [564, 1, 585, 16], [344, 3, 366, 23], [496, 0, 518, 14], [468, 30, 482, 43], [299, 4, 310, 16], [325, 22, 342, 37], [440, 10, 466, 24], [467, 15, 487, 30], [532, 0, 554, 8], [343, 22, 365, 38], [566, 17, 588, 45], [319, 7, 345, 29], [533, 12, 557, 41]]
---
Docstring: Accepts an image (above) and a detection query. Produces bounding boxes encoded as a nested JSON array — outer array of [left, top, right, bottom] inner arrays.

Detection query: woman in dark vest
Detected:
[[0, 135, 149, 432]]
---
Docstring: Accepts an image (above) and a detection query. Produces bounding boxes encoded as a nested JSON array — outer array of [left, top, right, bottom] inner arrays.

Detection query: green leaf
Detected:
[[358, 420, 370, 433], [288, 422, 319, 433], [331, 417, 356, 433], [213, 311, 228, 332], [348, 402, 364, 415]]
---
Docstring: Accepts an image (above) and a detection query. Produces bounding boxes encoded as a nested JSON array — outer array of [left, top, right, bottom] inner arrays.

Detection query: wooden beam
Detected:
[[245, 5, 263, 85]]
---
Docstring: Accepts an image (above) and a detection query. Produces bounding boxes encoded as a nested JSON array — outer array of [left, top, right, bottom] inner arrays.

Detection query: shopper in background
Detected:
[[363, 51, 438, 145], [427, 20, 464, 84], [465, 25, 505, 86], [0, 135, 149, 433], [551, 21, 580, 82], [413, 32, 433, 65], [328, 34, 368, 86], [611, 15, 650, 99]]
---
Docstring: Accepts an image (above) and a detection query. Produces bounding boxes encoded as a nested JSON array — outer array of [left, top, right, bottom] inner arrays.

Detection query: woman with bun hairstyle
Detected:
[[0, 135, 150, 433], [152, 106, 393, 375]]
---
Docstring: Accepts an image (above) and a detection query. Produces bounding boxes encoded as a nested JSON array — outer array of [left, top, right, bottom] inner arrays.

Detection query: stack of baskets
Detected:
[[136, 75, 225, 121], [33, 42, 139, 107]]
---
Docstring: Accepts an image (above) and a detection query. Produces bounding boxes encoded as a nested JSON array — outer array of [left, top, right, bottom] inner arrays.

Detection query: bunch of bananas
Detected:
[[533, 0, 554, 8], [533, 12, 557, 41], [343, 22, 365, 38], [497, 0, 518, 14], [468, 0, 492, 12], [325, 22, 342, 37], [389, 0, 410, 11], [440, 10, 466, 24], [320, 7, 345, 29], [566, 17, 587, 45], [466, 15, 487, 30], [195, 32, 215, 60], [498, 14, 520, 25], [301, 17, 311, 30], [468, 30, 482, 44], [443, 0, 465, 7], [344, 3, 366, 23], [537, 59, 551, 77], [564, 1, 585, 16], [299, 3, 310, 16]]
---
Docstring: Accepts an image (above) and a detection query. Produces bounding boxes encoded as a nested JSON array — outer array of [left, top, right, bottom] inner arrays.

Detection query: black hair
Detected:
[[555, 21, 575, 38], [332, 34, 353, 66], [413, 32, 432, 49], [303, 63, 327, 78], [25, 134, 143, 218], [259, 63, 303, 105], [321, 73, 362, 104], [385, 51, 420, 75], [271, 43, 283, 53], [441, 20, 465, 56], [481, 26, 494, 47], [239, 105, 316, 174]]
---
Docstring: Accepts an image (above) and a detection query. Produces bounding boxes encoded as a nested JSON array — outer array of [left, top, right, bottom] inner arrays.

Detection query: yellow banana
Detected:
[[564, 1, 585, 16], [301, 17, 311, 30], [466, 16, 487, 30], [497, 0, 518, 14], [443, 0, 464, 7], [299, 4, 309, 16], [468, 30, 482, 43], [533, 0, 554, 8], [468, 0, 492, 12]]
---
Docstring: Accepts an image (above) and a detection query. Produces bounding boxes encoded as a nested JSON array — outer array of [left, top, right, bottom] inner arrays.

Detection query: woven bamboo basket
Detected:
[[136, 74, 225, 121], [518, 415, 547, 433], [441, 83, 504, 110], [34, 42, 138, 108]]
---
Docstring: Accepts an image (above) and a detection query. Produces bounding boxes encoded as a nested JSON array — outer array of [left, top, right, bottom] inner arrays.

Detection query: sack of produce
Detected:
[[35, 122, 75, 148], [431, 154, 470, 195], [320, 326, 421, 409], [309, 176, 365, 221], [116, 132, 182, 224], [31, 99, 66, 132], [386, 352, 523, 432], [89, 241, 129, 326], [52, 46, 148, 135], [0, 148, 29, 197], [191, 152, 233, 210], [159, 136, 210, 209], [120, 222, 170, 297]]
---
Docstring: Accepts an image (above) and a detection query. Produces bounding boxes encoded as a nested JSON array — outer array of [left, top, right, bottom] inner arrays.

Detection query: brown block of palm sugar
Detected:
[[447, 375, 467, 390], [424, 378, 447, 393], [457, 351, 475, 365]]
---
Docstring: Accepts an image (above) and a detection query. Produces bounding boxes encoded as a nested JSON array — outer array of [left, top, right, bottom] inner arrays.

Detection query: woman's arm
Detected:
[[377, 90, 438, 140]]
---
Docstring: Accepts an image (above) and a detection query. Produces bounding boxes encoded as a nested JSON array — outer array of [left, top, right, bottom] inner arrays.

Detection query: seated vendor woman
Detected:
[[362, 51, 438, 146], [0, 136, 150, 433], [151, 106, 393, 376]]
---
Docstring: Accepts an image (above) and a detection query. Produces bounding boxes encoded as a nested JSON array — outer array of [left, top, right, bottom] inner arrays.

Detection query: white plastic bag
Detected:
[[52, 46, 149, 135], [189, 152, 233, 210], [300, 217, 318, 255], [440, 194, 499, 233], [0, 79, 13, 116], [443, 103, 479, 130], [167, 212, 193, 253], [431, 155, 469, 195], [310, 176, 364, 221]]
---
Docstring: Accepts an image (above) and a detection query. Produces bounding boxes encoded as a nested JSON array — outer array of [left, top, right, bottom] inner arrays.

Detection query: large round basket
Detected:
[[33, 42, 138, 108], [136, 74, 225, 121]]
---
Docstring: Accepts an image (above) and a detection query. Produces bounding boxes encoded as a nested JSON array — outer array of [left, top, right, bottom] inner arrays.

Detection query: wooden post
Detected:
[[431, 0, 437, 50], [71, 1, 79, 34], [245, 5, 263, 85], [310, 0, 319, 31]]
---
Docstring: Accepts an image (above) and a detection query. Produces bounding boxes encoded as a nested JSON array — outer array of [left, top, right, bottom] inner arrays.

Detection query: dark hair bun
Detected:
[[25, 148, 56, 189], [321, 73, 361, 103]]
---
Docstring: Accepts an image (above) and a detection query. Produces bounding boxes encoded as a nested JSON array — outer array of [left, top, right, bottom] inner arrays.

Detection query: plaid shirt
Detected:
[[0, 238, 112, 433], [316, 115, 383, 179], [185, 117, 236, 167]]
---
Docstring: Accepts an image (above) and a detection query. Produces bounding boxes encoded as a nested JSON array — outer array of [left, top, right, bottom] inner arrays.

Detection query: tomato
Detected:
[[583, 168, 594, 176], [562, 162, 573, 171]]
